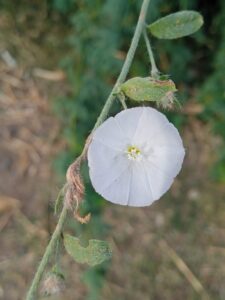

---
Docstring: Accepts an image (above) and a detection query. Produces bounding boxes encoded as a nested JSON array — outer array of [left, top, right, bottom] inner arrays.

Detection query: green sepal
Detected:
[[64, 234, 112, 266], [148, 10, 204, 39]]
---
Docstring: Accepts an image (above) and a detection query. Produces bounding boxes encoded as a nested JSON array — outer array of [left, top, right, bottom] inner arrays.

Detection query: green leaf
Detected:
[[120, 77, 177, 102], [148, 11, 204, 39], [64, 234, 112, 266]]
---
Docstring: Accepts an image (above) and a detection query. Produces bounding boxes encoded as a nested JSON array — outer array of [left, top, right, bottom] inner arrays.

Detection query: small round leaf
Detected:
[[148, 10, 204, 39]]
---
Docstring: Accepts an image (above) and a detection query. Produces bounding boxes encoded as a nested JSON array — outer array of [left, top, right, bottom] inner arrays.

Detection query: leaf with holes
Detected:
[[64, 234, 112, 266], [148, 11, 204, 39]]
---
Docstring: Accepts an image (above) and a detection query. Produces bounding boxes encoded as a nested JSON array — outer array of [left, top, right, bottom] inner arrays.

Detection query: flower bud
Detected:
[[41, 269, 65, 296], [120, 76, 177, 107]]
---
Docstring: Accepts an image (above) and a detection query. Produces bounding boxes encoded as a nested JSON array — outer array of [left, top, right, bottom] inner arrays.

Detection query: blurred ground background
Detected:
[[0, 0, 225, 299]]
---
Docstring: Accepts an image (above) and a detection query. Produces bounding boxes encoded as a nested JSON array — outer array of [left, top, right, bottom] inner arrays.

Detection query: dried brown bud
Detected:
[[65, 160, 84, 210], [64, 135, 92, 214]]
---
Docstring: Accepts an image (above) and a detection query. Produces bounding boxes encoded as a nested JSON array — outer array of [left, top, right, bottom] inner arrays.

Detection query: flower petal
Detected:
[[93, 117, 129, 149], [132, 107, 169, 145], [144, 161, 174, 200], [126, 162, 154, 206], [88, 140, 130, 192], [148, 123, 184, 148], [114, 107, 145, 141], [147, 146, 185, 178], [99, 167, 132, 205]]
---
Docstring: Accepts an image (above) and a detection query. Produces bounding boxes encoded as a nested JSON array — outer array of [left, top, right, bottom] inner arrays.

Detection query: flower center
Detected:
[[126, 145, 142, 161]]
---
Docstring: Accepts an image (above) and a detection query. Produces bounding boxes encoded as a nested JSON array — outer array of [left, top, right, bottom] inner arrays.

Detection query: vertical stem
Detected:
[[26, 206, 68, 300], [93, 0, 151, 130], [26, 0, 151, 299], [143, 27, 159, 78]]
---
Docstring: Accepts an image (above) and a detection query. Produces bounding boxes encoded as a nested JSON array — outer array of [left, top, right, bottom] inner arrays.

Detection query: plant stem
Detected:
[[26, 205, 67, 300], [143, 27, 159, 78], [94, 0, 151, 130], [26, 0, 151, 299]]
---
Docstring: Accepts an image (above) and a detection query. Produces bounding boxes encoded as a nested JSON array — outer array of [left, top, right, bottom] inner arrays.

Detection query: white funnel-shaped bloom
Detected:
[[88, 107, 185, 207]]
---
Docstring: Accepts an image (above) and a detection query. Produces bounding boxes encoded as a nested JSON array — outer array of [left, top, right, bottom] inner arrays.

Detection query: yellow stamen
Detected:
[[126, 145, 142, 161]]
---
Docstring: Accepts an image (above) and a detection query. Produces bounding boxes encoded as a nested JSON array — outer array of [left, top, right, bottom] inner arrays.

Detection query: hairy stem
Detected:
[[143, 27, 159, 77], [94, 0, 151, 130], [26, 206, 67, 300], [26, 0, 151, 299]]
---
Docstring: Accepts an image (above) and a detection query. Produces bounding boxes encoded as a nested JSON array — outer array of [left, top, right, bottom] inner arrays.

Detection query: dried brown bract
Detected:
[[64, 134, 92, 223]]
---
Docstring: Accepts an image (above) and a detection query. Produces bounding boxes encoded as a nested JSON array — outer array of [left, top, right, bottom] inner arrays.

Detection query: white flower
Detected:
[[87, 107, 185, 207]]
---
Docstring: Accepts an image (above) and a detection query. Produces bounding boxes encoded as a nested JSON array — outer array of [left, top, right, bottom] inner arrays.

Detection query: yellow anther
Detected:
[[126, 145, 142, 161]]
